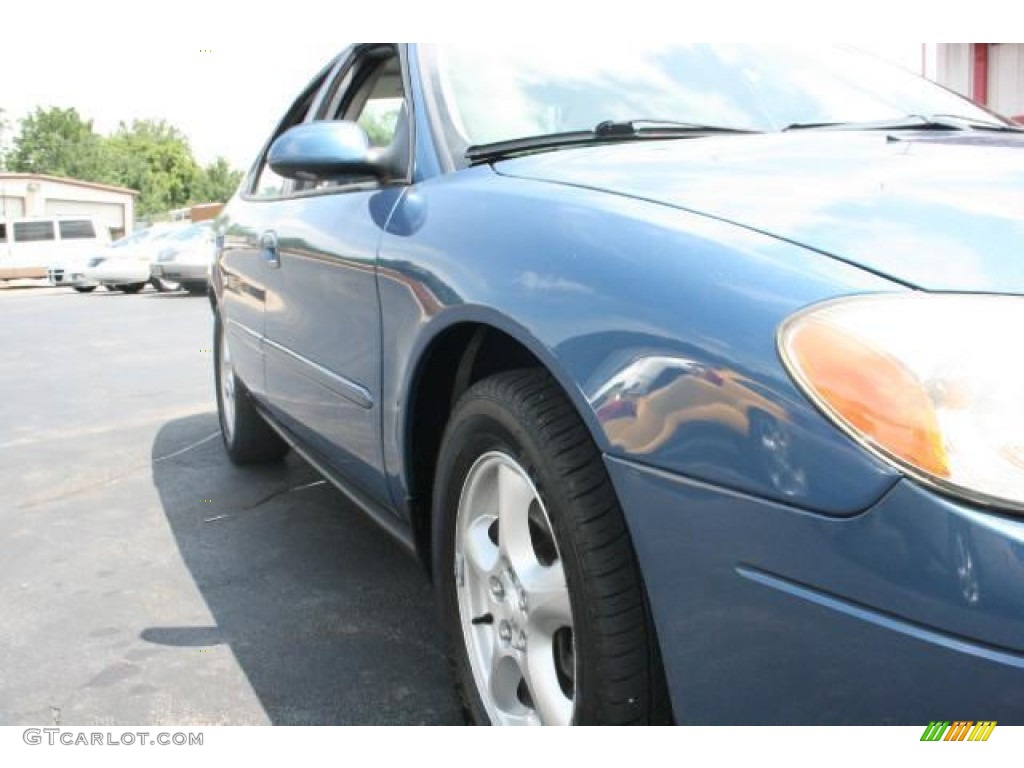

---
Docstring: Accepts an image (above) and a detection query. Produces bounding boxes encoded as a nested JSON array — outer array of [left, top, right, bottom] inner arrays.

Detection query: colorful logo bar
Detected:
[[920, 721, 996, 741]]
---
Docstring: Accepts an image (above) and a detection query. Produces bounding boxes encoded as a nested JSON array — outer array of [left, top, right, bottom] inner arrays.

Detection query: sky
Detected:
[[0, 41, 937, 172], [0, 44, 345, 171], [2, 0, 978, 172], [3, 0, 1015, 166]]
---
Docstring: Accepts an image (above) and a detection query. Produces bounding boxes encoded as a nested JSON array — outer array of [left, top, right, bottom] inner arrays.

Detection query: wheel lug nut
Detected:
[[498, 620, 512, 647], [489, 576, 505, 601], [514, 630, 527, 651]]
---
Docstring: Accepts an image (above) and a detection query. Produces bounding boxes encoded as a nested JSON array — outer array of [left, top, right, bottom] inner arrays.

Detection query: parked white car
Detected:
[[84, 224, 186, 293], [47, 250, 101, 292], [150, 222, 215, 295], [0, 217, 111, 287]]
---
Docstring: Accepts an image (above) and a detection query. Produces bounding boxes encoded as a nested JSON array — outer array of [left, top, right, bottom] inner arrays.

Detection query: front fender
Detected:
[[378, 166, 902, 516]]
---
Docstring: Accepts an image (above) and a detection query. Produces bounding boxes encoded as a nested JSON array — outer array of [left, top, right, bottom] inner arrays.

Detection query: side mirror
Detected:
[[267, 121, 391, 182]]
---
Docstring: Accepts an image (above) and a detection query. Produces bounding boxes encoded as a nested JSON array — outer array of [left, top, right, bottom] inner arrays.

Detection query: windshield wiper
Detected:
[[593, 119, 758, 136], [466, 119, 759, 163], [928, 113, 1023, 131], [784, 114, 1023, 132]]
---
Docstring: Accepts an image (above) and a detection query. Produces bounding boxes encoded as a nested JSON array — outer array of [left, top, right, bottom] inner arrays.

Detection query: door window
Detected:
[[250, 46, 411, 198], [249, 64, 335, 199], [306, 46, 410, 191], [352, 56, 406, 148]]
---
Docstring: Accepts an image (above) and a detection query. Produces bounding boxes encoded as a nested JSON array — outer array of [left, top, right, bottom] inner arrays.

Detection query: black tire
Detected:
[[213, 312, 289, 465], [151, 277, 181, 292], [119, 282, 146, 294], [184, 282, 208, 296], [433, 369, 668, 725], [73, 285, 97, 293]]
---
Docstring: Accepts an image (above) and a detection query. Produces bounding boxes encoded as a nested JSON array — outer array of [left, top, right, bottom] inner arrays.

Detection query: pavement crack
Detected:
[[239, 485, 294, 512], [152, 431, 221, 463]]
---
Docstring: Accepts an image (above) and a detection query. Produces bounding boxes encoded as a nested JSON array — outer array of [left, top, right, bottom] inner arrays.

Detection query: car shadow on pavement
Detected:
[[148, 412, 464, 725]]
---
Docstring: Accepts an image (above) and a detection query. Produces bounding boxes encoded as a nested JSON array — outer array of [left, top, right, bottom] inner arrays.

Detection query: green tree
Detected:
[[193, 156, 243, 204], [0, 108, 8, 169], [6, 107, 109, 180], [105, 119, 200, 216], [358, 106, 399, 147], [4, 107, 241, 216]]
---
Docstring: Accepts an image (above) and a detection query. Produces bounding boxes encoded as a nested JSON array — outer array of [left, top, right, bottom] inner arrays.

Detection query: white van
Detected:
[[0, 217, 112, 284]]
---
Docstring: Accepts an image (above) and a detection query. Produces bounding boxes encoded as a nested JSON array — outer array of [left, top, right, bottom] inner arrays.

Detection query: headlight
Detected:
[[779, 293, 1024, 511]]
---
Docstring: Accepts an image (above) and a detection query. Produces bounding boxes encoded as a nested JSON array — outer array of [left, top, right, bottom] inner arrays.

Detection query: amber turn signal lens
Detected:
[[781, 294, 1024, 510], [786, 318, 950, 478]]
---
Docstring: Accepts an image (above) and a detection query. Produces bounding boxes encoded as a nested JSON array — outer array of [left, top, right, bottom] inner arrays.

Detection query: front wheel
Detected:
[[73, 285, 97, 293], [119, 282, 146, 294], [214, 312, 289, 465], [433, 369, 668, 725]]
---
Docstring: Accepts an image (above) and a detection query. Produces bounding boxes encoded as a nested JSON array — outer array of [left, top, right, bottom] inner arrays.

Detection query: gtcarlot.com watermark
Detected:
[[23, 728, 203, 747]]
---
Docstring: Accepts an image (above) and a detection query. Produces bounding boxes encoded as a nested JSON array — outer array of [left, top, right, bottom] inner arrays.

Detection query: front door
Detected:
[[219, 61, 338, 399], [262, 45, 411, 505]]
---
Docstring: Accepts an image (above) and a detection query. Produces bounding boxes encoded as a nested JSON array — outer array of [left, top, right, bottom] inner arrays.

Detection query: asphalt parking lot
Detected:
[[0, 283, 463, 725]]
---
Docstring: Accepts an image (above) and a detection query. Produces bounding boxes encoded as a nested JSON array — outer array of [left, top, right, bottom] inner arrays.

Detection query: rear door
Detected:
[[260, 44, 411, 505]]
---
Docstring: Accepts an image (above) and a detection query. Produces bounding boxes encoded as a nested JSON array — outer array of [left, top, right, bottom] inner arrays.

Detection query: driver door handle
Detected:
[[260, 230, 280, 268]]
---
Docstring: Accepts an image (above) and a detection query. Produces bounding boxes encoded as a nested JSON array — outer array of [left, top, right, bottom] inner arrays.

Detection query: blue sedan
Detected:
[[211, 44, 1024, 725]]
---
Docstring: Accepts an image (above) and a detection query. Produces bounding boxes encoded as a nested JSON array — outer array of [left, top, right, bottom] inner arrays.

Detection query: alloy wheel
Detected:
[[219, 322, 236, 441], [454, 451, 576, 725]]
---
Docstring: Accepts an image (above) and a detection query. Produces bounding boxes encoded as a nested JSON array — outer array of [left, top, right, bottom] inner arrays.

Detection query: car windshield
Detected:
[[168, 223, 211, 243], [422, 44, 1002, 159], [112, 229, 157, 248], [111, 227, 177, 248]]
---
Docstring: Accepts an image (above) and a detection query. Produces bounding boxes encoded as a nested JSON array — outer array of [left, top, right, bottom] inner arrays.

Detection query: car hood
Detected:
[[98, 243, 163, 263], [495, 132, 1024, 293], [160, 243, 214, 265]]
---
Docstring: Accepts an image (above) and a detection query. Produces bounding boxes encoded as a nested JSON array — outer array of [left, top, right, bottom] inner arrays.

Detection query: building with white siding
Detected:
[[0, 174, 137, 239]]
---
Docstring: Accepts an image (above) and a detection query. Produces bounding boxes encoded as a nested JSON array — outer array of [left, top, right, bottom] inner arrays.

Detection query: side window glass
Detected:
[[249, 68, 330, 199], [13, 221, 55, 242], [353, 57, 405, 148], [258, 47, 409, 196], [252, 165, 288, 199], [304, 49, 408, 192], [359, 97, 404, 147], [58, 220, 96, 240]]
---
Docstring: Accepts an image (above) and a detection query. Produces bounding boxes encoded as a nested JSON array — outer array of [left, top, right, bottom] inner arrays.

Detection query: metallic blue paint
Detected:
[[378, 169, 900, 515], [496, 132, 1024, 293], [211, 43, 1024, 723], [606, 456, 1024, 723], [262, 188, 402, 505], [268, 121, 375, 179]]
